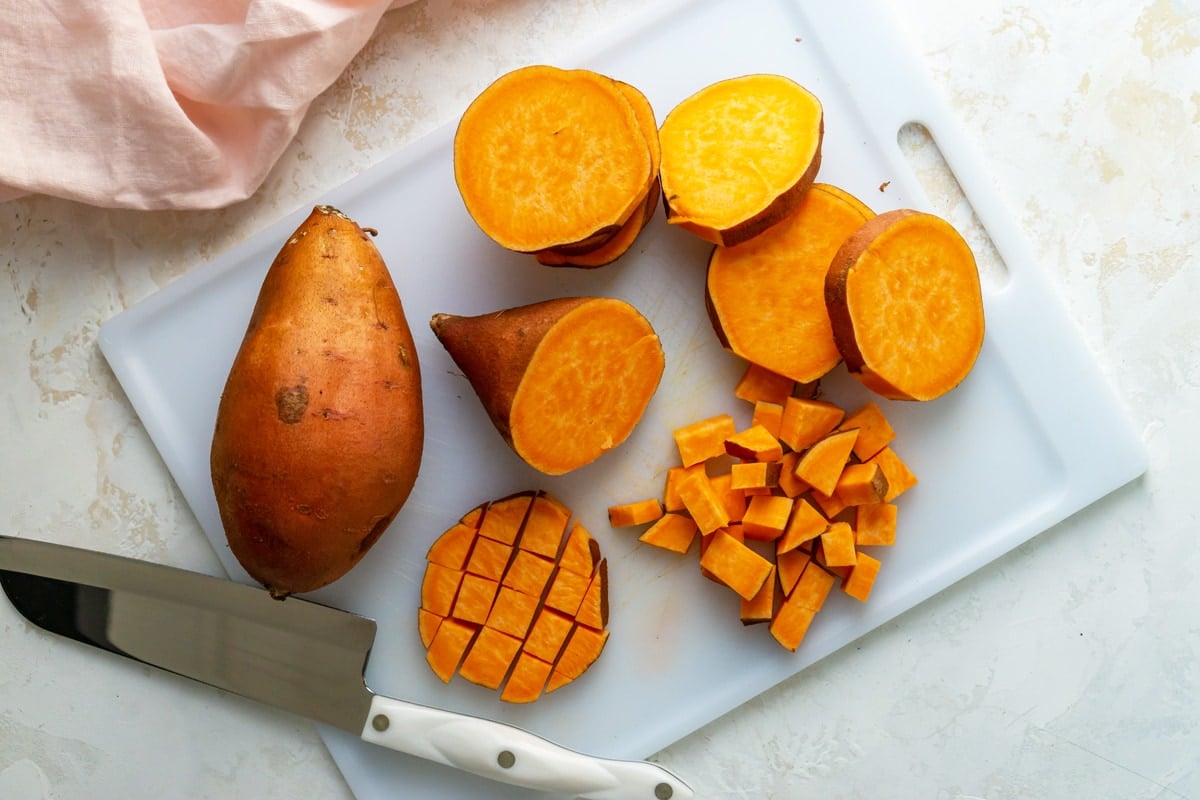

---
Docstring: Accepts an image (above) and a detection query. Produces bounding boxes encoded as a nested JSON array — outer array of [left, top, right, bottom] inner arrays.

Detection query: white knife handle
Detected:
[[361, 694, 693, 799]]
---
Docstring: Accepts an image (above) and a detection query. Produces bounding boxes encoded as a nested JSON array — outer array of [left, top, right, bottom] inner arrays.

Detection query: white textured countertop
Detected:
[[2, 1, 1197, 798]]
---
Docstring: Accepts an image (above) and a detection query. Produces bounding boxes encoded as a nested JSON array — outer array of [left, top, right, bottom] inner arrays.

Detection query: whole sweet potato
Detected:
[[210, 206, 424, 597]]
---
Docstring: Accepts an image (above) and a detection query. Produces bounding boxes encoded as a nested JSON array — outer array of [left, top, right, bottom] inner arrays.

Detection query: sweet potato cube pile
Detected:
[[610, 365, 917, 651], [419, 491, 609, 702]]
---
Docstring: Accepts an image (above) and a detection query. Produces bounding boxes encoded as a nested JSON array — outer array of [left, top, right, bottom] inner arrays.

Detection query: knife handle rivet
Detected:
[[655, 783, 673, 799], [371, 713, 390, 732], [497, 750, 516, 769]]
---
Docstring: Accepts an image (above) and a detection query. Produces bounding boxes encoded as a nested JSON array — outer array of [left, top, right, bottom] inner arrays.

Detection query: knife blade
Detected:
[[0, 535, 692, 800]]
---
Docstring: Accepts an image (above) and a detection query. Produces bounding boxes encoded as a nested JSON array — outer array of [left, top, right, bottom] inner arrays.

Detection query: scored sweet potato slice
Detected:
[[659, 73, 824, 246], [825, 209, 986, 401], [453, 65, 652, 253], [419, 492, 610, 701], [431, 297, 665, 475], [707, 183, 874, 382]]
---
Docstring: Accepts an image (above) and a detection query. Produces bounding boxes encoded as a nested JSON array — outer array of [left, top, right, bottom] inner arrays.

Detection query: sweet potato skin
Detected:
[[211, 206, 424, 597]]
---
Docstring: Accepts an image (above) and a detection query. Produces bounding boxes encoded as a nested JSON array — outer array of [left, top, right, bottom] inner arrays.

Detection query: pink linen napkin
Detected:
[[0, 0, 413, 210]]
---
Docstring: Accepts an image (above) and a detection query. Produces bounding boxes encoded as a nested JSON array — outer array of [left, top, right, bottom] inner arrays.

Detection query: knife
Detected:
[[0, 535, 691, 800]]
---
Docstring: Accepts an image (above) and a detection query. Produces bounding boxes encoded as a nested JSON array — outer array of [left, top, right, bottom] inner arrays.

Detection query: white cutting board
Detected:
[[98, 0, 1147, 798]]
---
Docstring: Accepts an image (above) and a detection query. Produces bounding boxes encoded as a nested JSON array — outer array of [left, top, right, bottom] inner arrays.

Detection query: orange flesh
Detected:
[[509, 299, 664, 475], [454, 65, 652, 253], [829, 209, 985, 401], [420, 492, 609, 701], [707, 183, 873, 382]]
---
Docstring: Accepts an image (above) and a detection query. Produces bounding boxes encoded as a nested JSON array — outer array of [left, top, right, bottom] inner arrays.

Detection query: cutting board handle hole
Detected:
[[897, 122, 1010, 292]]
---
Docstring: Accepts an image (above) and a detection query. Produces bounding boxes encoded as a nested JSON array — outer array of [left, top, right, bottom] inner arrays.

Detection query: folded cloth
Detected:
[[0, 0, 412, 210]]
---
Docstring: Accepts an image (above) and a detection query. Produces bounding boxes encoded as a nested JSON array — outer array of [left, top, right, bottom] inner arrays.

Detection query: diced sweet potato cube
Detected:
[[673, 414, 737, 467], [452, 573, 500, 625], [544, 566, 591, 617], [809, 487, 849, 519], [790, 562, 837, 612], [677, 470, 732, 534], [839, 402, 896, 461], [663, 464, 704, 512], [698, 528, 774, 600], [547, 625, 610, 691], [833, 462, 889, 506], [501, 549, 556, 597], [776, 451, 809, 497], [485, 585, 541, 639], [751, 401, 785, 439], [793, 428, 859, 496], [734, 362, 794, 406], [866, 447, 918, 501], [741, 494, 794, 542], [558, 522, 601, 577], [575, 561, 609, 630], [465, 536, 513, 581], [769, 596, 816, 652], [708, 472, 748, 523], [426, 522, 476, 570], [729, 461, 781, 492], [519, 491, 571, 557], [458, 626, 523, 690], [418, 608, 444, 649], [777, 498, 828, 554], [425, 618, 477, 683], [479, 492, 535, 545], [819, 521, 857, 567], [607, 498, 664, 527], [740, 565, 776, 625], [522, 607, 574, 664], [421, 563, 464, 618], [842, 552, 882, 602], [776, 548, 811, 596], [500, 652, 554, 704], [725, 424, 784, 462], [855, 502, 898, 546], [639, 513, 698, 554], [778, 397, 845, 452]]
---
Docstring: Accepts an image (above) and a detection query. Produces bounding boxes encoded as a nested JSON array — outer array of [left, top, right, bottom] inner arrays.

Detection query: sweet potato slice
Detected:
[[547, 625, 610, 693], [453, 65, 652, 253], [659, 73, 824, 246], [698, 528, 774, 600], [740, 565, 776, 626], [793, 428, 859, 496], [431, 297, 665, 475], [741, 495, 794, 542], [426, 618, 478, 683], [725, 424, 784, 463], [607, 498, 665, 528], [842, 552, 882, 602], [839, 402, 896, 461], [734, 363, 795, 406], [457, 627, 524, 690], [421, 492, 610, 701], [825, 209, 986, 401], [707, 183, 874, 382], [638, 513, 699, 554], [777, 397, 845, 453], [673, 414, 737, 467], [854, 502, 898, 546], [867, 447, 919, 502], [500, 652, 554, 704]]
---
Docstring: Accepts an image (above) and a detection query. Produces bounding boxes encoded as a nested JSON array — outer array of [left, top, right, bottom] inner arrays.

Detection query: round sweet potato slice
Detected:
[[825, 209, 985, 401], [419, 491, 610, 703], [658, 73, 823, 246], [453, 65, 652, 254], [706, 183, 874, 383]]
